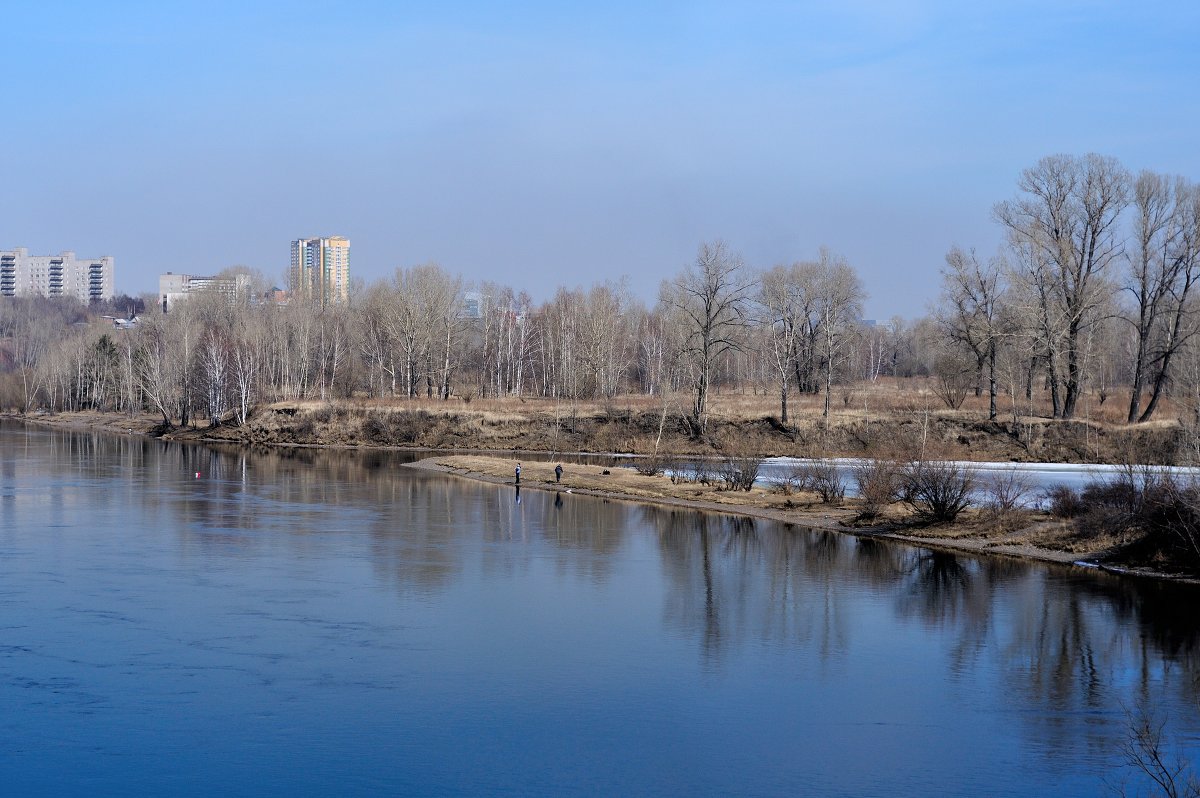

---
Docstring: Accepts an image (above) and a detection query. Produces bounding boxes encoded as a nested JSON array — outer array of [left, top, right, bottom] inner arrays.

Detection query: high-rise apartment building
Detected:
[[289, 236, 350, 306], [0, 248, 115, 302]]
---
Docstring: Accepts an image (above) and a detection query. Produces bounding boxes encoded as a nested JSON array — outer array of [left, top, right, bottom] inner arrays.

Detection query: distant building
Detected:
[[289, 236, 349, 306], [159, 272, 251, 311], [462, 291, 484, 319], [0, 248, 115, 302]]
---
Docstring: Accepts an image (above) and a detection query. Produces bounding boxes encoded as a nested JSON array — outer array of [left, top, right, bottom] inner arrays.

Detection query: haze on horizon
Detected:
[[1, 1, 1197, 319]]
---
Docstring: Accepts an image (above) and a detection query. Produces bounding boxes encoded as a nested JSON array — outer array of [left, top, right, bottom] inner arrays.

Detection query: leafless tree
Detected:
[[412, 264, 467, 399], [756, 261, 825, 422], [1125, 173, 1200, 422], [939, 246, 1010, 419], [198, 326, 230, 425], [230, 313, 263, 425], [1114, 705, 1200, 798], [996, 153, 1130, 418], [661, 240, 755, 435], [814, 249, 866, 418], [357, 281, 396, 398]]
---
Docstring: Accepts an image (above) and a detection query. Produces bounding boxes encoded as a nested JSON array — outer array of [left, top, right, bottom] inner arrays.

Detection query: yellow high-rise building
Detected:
[[289, 236, 350, 306]]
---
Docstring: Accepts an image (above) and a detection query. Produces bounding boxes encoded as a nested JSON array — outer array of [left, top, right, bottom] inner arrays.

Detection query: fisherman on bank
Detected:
[[554, 464, 563, 483], [515, 463, 521, 484]]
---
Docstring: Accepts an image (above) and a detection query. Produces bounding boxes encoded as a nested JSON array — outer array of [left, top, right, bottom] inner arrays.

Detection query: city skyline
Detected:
[[1, 3, 1198, 317]]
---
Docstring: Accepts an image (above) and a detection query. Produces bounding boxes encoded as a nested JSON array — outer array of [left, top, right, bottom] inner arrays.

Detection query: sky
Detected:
[[2, 1, 1198, 319]]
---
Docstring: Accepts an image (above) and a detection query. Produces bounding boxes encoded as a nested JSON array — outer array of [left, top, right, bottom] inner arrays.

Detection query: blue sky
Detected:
[[2, 1, 1197, 317]]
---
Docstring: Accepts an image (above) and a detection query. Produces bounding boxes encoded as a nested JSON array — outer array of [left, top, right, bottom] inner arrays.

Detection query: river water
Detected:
[[2, 420, 1198, 796]]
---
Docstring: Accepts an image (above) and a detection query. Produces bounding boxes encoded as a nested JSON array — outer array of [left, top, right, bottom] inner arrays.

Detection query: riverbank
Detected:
[[8, 406, 1196, 581], [408, 454, 1111, 571], [25, 394, 1185, 465]]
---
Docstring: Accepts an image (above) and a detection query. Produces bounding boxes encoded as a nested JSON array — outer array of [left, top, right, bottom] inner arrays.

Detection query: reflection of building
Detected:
[[0, 248, 115, 302], [289, 236, 349, 306], [159, 272, 251, 310]]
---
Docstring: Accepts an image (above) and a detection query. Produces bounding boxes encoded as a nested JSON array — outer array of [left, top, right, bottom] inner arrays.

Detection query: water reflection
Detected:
[[4, 419, 1200, 795], [10, 419, 1200, 673]]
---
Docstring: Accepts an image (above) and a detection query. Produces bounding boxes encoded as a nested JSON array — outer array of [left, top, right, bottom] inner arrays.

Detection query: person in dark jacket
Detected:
[[554, 464, 563, 483]]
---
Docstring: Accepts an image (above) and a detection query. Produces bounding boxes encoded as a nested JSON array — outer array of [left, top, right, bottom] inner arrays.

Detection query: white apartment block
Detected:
[[0, 248, 115, 302], [290, 236, 349, 306]]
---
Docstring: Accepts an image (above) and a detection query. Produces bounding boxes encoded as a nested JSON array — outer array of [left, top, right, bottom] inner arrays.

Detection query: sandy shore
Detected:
[[406, 454, 1095, 569]]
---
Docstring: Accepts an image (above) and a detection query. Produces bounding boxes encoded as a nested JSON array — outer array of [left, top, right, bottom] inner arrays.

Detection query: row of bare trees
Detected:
[[0, 243, 878, 432], [2, 152, 1199, 432], [937, 153, 1200, 424]]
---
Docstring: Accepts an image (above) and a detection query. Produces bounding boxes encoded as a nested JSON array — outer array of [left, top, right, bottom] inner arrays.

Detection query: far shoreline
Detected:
[[6, 410, 1198, 586]]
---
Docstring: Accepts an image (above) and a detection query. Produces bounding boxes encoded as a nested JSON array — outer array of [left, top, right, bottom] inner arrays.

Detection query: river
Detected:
[[1, 420, 1198, 796]]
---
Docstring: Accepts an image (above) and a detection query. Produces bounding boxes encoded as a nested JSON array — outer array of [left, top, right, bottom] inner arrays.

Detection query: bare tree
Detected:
[[661, 240, 755, 435], [390, 266, 428, 398], [198, 326, 230, 425], [996, 153, 1130, 418], [230, 311, 263, 425], [408, 264, 467, 400], [357, 281, 396, 398], [939, 246, 1009, 420], [134, 314, 184, 425], [757, 263, 814, 424], [1125, 174, 1200, 422], [814, 249, 866, 418]]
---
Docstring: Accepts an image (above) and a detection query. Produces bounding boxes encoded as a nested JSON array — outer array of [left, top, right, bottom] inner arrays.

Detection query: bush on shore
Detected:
[[852, 459, 904, 520], [1066, 468, 1200, 571], [902, 460, 976, 523]]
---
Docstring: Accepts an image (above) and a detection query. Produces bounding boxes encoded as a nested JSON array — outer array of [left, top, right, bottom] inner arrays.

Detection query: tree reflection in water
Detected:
[[10, 419, 1200, 768], [645, 506, 856, 667]]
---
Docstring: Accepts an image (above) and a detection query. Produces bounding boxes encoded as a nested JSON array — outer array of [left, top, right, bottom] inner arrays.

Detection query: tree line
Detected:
[[2, 152, 1198, 436]]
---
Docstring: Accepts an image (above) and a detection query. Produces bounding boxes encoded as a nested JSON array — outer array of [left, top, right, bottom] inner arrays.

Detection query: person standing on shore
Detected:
[[515, 463, 521, 484], [554, 464, 563, 483]]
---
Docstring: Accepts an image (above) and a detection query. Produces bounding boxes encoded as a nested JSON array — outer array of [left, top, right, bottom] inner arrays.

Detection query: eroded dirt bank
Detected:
[[31, 399, 1184, 465]]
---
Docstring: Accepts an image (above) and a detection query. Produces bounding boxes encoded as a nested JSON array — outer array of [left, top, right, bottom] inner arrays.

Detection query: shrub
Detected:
[[634, 456, 665, 477], [361, 410, 390, 443], [903, 460, 976, 523], [773, 464, 812, 495], [389, 409, 431, 444], [980, 468, 1034, 522], [718, 453, 762, 492], [1045, 485, 1085, 518], [852, 459, 903, 520], [686, 460, 715, 486], [931, 353, 974, 410], [799, 460, 845, 504], [1071, 469, 1200, 570]]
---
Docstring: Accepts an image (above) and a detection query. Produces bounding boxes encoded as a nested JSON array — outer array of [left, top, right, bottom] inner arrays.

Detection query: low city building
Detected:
[[159, 271, 252, 311]]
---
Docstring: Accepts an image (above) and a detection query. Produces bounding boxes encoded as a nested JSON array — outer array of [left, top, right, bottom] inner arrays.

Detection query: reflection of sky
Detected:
[[1, 421, 1198, 796]]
